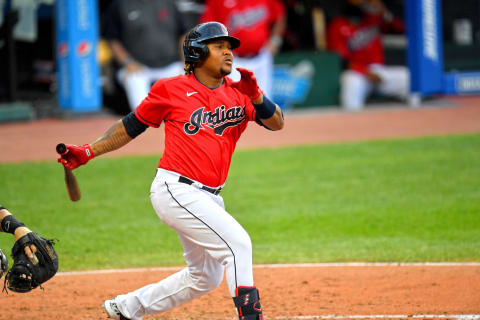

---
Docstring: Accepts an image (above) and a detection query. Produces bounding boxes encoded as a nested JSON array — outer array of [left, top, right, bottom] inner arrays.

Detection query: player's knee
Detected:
[[188, 266, 223, 292], [208, 269, 224, 289], [231, 231, 252, 256]]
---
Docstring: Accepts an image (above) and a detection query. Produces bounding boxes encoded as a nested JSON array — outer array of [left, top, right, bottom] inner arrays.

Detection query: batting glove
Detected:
[[231, 67, 263, 100], [57, 144, 94, 170]]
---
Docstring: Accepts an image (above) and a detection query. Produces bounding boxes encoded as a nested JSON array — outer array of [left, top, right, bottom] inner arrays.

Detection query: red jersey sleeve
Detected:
[[381, 17, 405, 34], [199, 0, 217, 23], [327, 18, 352, 60], [134, 80, 172, 128], [268, 0, 286, 23]]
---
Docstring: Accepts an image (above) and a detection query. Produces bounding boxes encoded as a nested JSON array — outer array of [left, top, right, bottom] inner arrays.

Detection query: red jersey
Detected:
[[327, 14, 404, 74], [200, 0, 285, 57], [135, 73, 258, 187]]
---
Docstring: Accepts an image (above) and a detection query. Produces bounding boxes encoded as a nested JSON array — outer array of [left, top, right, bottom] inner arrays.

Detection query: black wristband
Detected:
[[1, 215, 25, 234], [253, 95, 277, 119], [0, 206, 6, 211]]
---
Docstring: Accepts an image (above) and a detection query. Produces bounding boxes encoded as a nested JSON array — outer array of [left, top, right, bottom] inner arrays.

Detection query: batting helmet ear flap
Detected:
[[184, 41, 209, 62]]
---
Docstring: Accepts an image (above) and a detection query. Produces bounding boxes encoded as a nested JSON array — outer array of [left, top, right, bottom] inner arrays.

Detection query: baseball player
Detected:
[[327, 0, 409, 110], [1, 206, 38, 265], [103, 0, 189, 111], [0, 205, 58, 292], [200, 0, 286, 97], [57, 22, 284, 320]]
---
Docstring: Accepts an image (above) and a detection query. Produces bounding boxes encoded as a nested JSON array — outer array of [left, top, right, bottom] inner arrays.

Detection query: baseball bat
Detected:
[[56, 143, 81, 202]]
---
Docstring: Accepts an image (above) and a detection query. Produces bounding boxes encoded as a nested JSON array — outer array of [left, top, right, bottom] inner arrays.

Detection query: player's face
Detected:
[[204, 39, 234, 77]]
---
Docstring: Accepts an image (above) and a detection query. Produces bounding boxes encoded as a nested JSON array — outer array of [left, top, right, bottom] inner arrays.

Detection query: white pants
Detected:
[[340, 64, 410, 110], [230, 48, 273, 98], [118, 62, 183, 110], [114, 169, 254, 320]]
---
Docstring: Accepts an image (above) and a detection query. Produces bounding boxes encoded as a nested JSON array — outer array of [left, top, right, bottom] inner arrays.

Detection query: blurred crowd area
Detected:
[[0, 0, 480, 116]]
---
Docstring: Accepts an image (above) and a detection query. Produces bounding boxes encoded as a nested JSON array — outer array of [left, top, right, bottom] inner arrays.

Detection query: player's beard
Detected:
[[220, 65, 231, 76]]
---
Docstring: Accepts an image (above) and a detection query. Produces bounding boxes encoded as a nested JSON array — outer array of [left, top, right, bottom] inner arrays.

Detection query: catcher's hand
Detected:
[[0, 249, 7, 279], [4, 232, 58, 293]]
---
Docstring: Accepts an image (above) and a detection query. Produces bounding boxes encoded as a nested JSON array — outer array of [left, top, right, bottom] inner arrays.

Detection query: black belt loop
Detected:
[[178, 176, 222, 195]]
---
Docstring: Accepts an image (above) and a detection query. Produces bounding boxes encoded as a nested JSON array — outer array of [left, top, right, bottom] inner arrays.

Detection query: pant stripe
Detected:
[[165, 182, 238, 288]]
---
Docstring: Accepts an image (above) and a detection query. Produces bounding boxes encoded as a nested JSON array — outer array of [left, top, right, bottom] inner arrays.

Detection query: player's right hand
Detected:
[[57, 144, 94, 170], [125, 61, 142, 74], [367, 72, 382, 84]]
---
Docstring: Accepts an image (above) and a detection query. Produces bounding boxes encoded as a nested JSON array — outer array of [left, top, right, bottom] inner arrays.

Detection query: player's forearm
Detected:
[[271, 16, 286, 40], [109, 40, 134, 66], [91, 120, 133, 157], [260, 106, 284, 131], [0, 208, 9, 221], [0, 207, 32, 239], [252, 95, 284, 131], [269, 16, 286, 53]]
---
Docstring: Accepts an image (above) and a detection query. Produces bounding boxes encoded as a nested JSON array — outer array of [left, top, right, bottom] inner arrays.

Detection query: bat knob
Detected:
[[56, 143, 67, 155]]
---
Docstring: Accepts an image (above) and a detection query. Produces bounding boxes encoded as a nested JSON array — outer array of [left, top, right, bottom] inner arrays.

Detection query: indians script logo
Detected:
[[184, 105, 245, 136]]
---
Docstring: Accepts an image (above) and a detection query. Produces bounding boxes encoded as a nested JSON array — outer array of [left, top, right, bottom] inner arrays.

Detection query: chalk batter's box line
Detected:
[[273, 315, 480, 320]]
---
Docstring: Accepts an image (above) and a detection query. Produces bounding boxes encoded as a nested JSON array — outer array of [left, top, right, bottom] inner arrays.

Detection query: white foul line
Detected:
[[57, 262, 480, 276], [272, 315, 480, 320]]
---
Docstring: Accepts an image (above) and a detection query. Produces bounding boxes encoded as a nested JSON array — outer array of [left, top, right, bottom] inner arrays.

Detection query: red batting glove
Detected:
[[57, 144, 94, 170], [231, 68, 263, 100]]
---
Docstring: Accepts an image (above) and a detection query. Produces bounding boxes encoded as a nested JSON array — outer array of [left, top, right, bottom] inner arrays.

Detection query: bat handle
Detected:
[[56, 143, 67, 155]]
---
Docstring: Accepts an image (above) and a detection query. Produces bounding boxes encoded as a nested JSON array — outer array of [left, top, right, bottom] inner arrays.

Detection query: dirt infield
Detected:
[[1, 96, 480, 319], [2, 264, 480, 320]]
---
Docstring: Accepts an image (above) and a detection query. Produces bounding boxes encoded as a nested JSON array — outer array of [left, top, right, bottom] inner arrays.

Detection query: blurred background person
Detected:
[[199, 0, 286, 97], [102, 0, 189, 111], [327, 0, 409, 111]]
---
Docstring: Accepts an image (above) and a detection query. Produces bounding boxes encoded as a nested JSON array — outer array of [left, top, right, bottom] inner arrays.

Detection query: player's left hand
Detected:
[[231, 68, 263, 100]]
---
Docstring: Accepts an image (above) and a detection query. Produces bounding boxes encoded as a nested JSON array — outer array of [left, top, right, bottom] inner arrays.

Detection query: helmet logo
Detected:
[[220, 23, 228, 35]]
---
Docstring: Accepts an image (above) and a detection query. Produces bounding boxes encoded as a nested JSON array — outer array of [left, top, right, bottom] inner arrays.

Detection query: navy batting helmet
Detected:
[[183, 22, 240, 63]]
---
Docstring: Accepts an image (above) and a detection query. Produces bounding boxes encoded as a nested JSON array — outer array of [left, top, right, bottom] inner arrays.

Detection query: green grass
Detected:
[[0, 134, 479, 270]]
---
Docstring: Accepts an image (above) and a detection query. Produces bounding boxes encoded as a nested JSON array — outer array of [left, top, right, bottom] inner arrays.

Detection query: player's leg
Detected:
[[340, 70, 372, 110], [117, 68, 151, 110], [160, 185, 262, 320], [153, 176, 255, 294], [156, 170, 261, 319], [107, 169, 260, 319], [373, 65, 410, 101], [113, 235, 224, 319]]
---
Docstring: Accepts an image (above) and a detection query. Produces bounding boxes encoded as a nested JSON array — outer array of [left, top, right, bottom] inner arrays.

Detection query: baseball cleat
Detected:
[[103, 299, 131, 320]]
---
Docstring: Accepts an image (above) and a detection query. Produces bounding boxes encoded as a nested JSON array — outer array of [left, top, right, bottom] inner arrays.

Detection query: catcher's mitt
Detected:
[[4, 232, 58, 293], [0, 249, 7, 279]]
